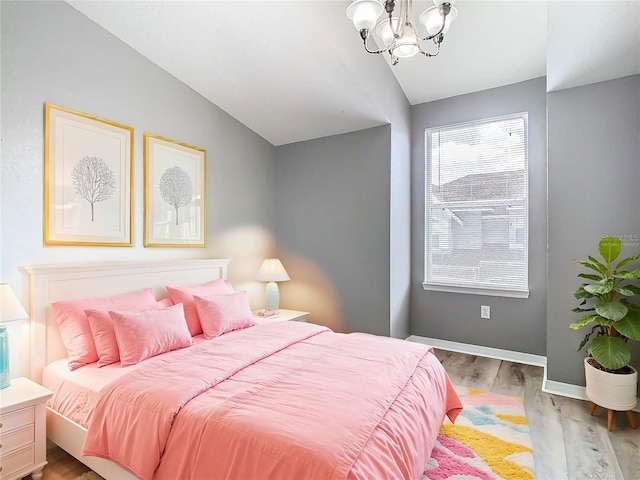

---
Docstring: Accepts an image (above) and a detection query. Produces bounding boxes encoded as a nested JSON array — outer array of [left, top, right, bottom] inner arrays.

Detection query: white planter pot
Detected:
[[584, 357, 638, 411]]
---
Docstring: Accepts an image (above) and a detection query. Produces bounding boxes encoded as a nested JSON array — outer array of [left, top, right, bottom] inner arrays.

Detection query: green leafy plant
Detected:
[[570, 236, 640, 371]]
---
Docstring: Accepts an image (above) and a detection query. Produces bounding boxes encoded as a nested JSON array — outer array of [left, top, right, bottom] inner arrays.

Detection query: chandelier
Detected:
[[346, 0, 458, 65]]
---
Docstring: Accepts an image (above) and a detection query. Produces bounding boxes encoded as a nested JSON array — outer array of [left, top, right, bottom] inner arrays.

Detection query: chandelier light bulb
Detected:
[[346, 0, 384, 32], [393, 24, 419, 58]]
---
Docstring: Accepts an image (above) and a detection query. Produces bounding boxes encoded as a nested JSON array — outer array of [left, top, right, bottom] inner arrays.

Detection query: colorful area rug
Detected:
[[424, 386, 535, 480]]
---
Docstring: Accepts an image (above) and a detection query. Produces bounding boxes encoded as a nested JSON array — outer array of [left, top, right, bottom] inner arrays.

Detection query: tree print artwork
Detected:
[[159, 166, 193, 225], [71, 155, 116, 221]]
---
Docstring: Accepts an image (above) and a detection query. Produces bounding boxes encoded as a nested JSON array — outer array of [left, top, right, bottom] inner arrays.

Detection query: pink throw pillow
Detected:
[[156, 298, 174, 308], [109, 303, 193, 366], [193, 291, 256, 339], [52, 288, 157, 370], [85, 309, 122, 367], [86, 300, 170, 367], [166, 279, 234, 336]]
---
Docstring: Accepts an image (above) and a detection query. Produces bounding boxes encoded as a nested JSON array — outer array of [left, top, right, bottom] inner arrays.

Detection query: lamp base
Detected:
[[264, 282, 280, 311], [0, 325, 10, 389]]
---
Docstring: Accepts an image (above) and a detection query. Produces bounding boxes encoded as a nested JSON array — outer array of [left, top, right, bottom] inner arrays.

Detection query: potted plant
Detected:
[[571, 236, 640, 413]]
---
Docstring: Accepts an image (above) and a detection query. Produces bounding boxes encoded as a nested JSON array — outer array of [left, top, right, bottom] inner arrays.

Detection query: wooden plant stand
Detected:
[[589, 403, 637, 432]]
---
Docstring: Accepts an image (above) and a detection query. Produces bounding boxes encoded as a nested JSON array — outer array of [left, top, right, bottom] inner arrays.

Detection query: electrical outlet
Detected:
[[481, 305, 490, 319]]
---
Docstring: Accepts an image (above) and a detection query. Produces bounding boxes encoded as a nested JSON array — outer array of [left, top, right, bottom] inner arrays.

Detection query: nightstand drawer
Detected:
[[0, 406, 34, 432], [0, 378, 53, 480], [1, 424, 34, 455], [0, 443, 35, 478]]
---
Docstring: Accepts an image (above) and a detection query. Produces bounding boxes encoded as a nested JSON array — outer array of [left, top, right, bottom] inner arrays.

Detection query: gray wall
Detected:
[[410, 78, 548, 355], [275, 125, 392, 336], [1, 1, 276, 377], [547, 75, 640, 384], [389, 102, 412, 340]]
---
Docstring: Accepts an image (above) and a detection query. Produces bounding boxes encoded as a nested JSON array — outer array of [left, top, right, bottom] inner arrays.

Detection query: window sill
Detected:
[[422, 283, 530, 299]]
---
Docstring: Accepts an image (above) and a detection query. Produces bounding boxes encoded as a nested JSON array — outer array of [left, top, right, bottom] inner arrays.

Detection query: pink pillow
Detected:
[[166, 279, 234, 336], [86, 300, 170, 367], [85, 309, 122, 367], [109, 303, 193, 366], [52, 288, 157, 370], [193, 291, 256, 339], [156, 298, 174, 308]]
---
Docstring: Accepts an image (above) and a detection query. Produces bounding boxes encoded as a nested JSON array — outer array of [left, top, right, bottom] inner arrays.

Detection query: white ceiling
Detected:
[[67, 1, 640, 146]]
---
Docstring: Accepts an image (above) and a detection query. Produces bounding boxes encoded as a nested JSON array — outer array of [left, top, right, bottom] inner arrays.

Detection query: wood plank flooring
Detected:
[[30, 350, 639, 480], [433, 349, 639, 480], [23, 442, 91, 480]]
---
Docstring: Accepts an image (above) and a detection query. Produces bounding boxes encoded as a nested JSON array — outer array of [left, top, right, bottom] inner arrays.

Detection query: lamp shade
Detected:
[[375, 17, 400, 47], [1, 283, 28, 323], [255, 259, 290, 282], [346, 0, 384, 32], [420, 5, 458, 36], [393, 24, 419, 58]]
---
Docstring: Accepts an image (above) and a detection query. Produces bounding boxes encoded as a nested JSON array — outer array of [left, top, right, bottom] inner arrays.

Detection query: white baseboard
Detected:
[[406, 335, 546, 367], [543, 377, 640, 414], [407, 335, 640, 413], [542, 378, 588, 401]]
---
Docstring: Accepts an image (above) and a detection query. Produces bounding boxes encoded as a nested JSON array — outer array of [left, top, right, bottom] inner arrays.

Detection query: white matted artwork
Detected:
[[44, 103, 133, 246], [144, 133, 206, 247]]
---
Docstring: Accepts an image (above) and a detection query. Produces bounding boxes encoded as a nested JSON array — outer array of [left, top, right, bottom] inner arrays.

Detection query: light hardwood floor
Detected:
[[433, 349, 639, 480], [30, 350, 639, 480]]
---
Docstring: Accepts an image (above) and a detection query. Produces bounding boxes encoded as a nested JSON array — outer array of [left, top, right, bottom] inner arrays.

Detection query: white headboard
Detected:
[[23, 259, 230, 383]]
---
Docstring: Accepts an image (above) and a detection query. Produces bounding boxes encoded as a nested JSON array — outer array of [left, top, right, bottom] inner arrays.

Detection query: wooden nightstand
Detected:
[[254, 309, 310, 324], [0, 377, 53, 480]]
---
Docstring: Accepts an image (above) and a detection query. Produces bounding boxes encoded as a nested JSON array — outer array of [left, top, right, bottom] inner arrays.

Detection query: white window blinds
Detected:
[[424, 113, 529, 297]]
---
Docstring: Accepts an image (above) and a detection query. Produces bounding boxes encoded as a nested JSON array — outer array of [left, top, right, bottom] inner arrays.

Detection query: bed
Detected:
[[25, 259, 462, 480]]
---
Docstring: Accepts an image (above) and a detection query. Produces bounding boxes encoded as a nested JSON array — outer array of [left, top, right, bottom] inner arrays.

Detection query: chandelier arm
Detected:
[[360, 30, 392, 55], [419, 41, 441, 58], [417, 7, 449, 42], [418, 22, 446, 42], [384, 0, 404, 39]]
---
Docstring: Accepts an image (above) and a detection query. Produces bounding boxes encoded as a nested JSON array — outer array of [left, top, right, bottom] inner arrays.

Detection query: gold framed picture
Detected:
[[144, 133, 206, 247], [44, 103, 134, 246]]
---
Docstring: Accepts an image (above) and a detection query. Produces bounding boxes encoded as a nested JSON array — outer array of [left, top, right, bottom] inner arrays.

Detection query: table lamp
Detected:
[[1, 283, 28, 389], [255, 259, 290, 311]]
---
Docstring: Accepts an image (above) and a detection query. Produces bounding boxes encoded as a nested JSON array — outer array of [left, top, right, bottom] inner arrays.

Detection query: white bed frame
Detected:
[[24, 259, 230, 480]]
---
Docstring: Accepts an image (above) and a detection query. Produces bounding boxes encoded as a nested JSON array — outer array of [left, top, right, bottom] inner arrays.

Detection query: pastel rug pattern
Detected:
[[424, 386, 535, 480]]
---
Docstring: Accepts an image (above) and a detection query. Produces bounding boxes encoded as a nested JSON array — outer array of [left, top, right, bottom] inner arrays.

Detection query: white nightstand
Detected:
[[254, 309, 310, 324], [0, 377, 53, 480]]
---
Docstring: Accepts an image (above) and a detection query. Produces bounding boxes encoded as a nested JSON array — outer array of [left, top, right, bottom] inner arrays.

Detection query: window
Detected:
[[424, 113, 529, 298]]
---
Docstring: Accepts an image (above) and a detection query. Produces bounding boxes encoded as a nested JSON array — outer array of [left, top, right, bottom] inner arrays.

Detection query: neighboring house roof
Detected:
[[431, 170, 526, 203]]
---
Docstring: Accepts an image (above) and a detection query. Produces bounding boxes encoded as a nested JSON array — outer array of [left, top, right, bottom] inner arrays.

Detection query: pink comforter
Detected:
[[82, 322, 461, 480]]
